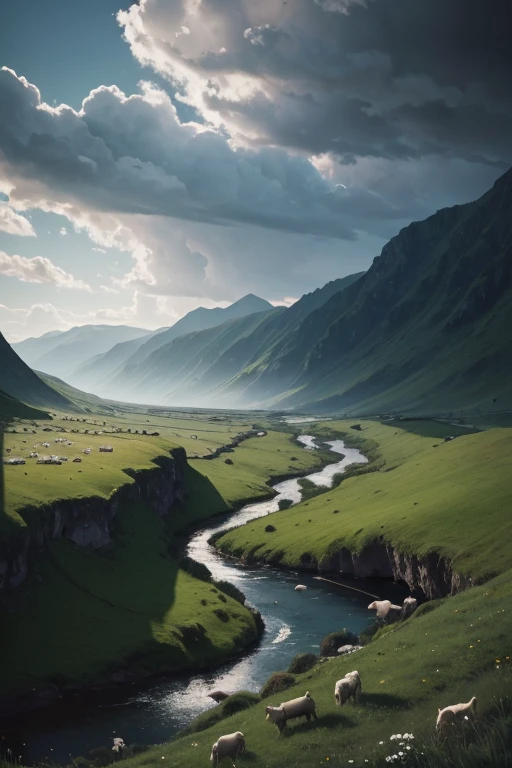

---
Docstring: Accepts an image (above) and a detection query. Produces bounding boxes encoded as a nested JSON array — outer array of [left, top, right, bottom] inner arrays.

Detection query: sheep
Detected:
[[265, 692, 317, 732], [334, 671, 361, 706], [112, 738, 125, 753], [295, 584, 307, 592], [436, 697, 477, 733], [368, 599, 402, 621], [210, 731, 245, 766], [401, 596, 418, 620]]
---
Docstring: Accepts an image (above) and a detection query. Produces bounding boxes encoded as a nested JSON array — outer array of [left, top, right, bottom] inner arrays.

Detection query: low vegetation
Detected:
[[216, 420, 512, 582]]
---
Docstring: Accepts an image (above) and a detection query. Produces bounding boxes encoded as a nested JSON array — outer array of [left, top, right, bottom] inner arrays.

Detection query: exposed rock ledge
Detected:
[[318, 540, 472, 599], [230, 537, 472, 600], [0, 448, 187, 593]]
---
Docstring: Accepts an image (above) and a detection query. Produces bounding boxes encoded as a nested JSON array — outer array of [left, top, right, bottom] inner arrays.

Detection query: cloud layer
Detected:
[[0, 250, 91, 290]]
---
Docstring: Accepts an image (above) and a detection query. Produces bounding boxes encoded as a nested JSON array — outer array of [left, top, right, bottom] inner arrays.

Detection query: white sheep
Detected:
[[436, 697, 477, 732], [210, 731, 245, 765], [334, 671, 361, 706], [368, 599, 402, 621], [112, 738, 125, 753], [265, 692, 317, 732], [401, 596, 418, 620]]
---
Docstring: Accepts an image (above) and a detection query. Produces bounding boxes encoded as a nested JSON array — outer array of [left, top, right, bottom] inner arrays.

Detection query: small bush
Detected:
[[265, 524, 276, 532], [222, 691, 261, 717], [320, 628, 359, 656], [218, 593, 227, 603], [358, 623, 380, 645], [214, 579, 246, 605], [224, 458, 233, 465], [213, 608, 230, 623], [180, 556, 212, 582], [260, 671, 296, 699], [278, 499, 293, 511], [287, 653, 317, 674]]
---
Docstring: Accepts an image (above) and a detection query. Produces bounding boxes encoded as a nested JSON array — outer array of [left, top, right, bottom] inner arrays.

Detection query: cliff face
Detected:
[[0, 449, 187, 592], [319, 540, 472, 599]]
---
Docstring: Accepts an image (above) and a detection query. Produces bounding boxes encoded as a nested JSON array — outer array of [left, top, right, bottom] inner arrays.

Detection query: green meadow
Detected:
[[111, 568, 512, 768], [108, 418, 512, 768], [0, 408, 324, 696], [216, 421, 512, 582]]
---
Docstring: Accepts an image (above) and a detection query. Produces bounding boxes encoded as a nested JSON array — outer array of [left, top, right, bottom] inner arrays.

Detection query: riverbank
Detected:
[[0, 424, 334, 714], [215, 421, 512, 594], [0, 430, 374, 763]]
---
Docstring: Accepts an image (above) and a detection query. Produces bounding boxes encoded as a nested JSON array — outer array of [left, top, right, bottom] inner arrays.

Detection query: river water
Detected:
[[5, 436, 379, 765]]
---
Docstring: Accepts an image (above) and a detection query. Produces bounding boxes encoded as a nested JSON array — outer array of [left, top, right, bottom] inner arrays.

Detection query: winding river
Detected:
[[6, 436, 378, 765]]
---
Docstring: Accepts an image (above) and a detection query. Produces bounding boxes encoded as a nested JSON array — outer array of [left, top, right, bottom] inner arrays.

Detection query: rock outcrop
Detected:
[[318, 539, 471, 599], [0, 449, 186, 592]]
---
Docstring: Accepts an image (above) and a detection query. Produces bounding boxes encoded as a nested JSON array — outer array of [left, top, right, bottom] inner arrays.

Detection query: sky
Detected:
[[0, 0, 510, 342]]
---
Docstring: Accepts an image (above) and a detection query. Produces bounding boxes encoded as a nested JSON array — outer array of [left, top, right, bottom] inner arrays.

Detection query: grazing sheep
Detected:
[[112, 738, 125, 753], [210, 731, 245, 765], [436, 697, 477, 732], [368, 599, 402, 621], [295, 584, 307, 592], [334, 671, 361, 706], [401, 596, 418, 620], [265, 692, 317, 732]]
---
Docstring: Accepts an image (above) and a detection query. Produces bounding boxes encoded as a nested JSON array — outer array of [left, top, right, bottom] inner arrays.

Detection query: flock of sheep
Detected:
[[207, 594, 477, 766]]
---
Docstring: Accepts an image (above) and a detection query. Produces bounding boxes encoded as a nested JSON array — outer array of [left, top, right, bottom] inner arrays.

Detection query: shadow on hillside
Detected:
[[361, 691, 411, 709], [0, 424, 4, 516], [0, 458, 240, 703]]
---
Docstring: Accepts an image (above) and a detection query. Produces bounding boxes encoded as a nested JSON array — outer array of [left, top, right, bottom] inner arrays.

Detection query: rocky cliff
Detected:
[[318, 540, 472, 599], [0, 449, 186, 592]]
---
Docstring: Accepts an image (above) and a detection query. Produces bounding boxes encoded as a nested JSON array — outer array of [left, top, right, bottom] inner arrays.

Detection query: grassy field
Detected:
[[0, 407, 325, 697], [102, 566, 512, 768], [0, 500, 260, 697], [216, 421, 512, 582], [106, 419, 512, 768]]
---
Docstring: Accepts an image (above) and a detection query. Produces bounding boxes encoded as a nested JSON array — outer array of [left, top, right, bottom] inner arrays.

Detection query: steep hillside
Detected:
[[68, 326, 168, 392], [106, 308, 284, 405], [100, 275, 363, 405], [72, 294, 273, 397], [0, 333, 74, 411], [13, 325, 150, 380], [0, 390, 50, 421], [220, 169, 512, 414]]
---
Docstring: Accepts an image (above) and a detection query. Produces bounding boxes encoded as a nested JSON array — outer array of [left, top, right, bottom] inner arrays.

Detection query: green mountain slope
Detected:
[[220, 168, 512, 414], [74, 294, 273, 398], [68, 326, 169, 392], [13, 324, 150, 381], [101, 275, 363, 405], [0, 390, 50, 421], [0, 333, 73, 411]]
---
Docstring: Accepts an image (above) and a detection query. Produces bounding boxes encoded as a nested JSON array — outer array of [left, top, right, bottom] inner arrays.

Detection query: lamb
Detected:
[[265, 692, 317, 732], [401, 596, 418, 620], [210, 731, 245, 765], [436, 697, 477, 732], [368, 599, 402, 621], [112, 738, 125, 753], [334, 671, 362, 706]]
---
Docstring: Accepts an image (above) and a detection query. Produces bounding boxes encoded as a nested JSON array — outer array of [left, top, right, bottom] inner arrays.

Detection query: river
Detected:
[[4, 435, 382, 765]]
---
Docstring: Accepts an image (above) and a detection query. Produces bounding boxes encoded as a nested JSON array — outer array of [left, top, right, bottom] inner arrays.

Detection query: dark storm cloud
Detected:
[[120, 0, 512, 167]]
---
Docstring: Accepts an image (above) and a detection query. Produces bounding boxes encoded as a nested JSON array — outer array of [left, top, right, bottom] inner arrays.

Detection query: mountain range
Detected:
[[2, 168, 511, 417]]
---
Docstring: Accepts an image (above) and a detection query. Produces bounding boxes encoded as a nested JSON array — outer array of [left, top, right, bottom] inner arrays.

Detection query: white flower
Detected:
[[406, 746, 411, 751], [464, 715, 469, 720], [379, 741, 384, 745], [398, 752, 404, 757]]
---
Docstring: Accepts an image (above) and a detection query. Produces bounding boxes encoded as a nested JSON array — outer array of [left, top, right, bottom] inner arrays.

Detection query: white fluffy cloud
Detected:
[[0, 250, 91, 290], [0, 201, 35, 236]]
